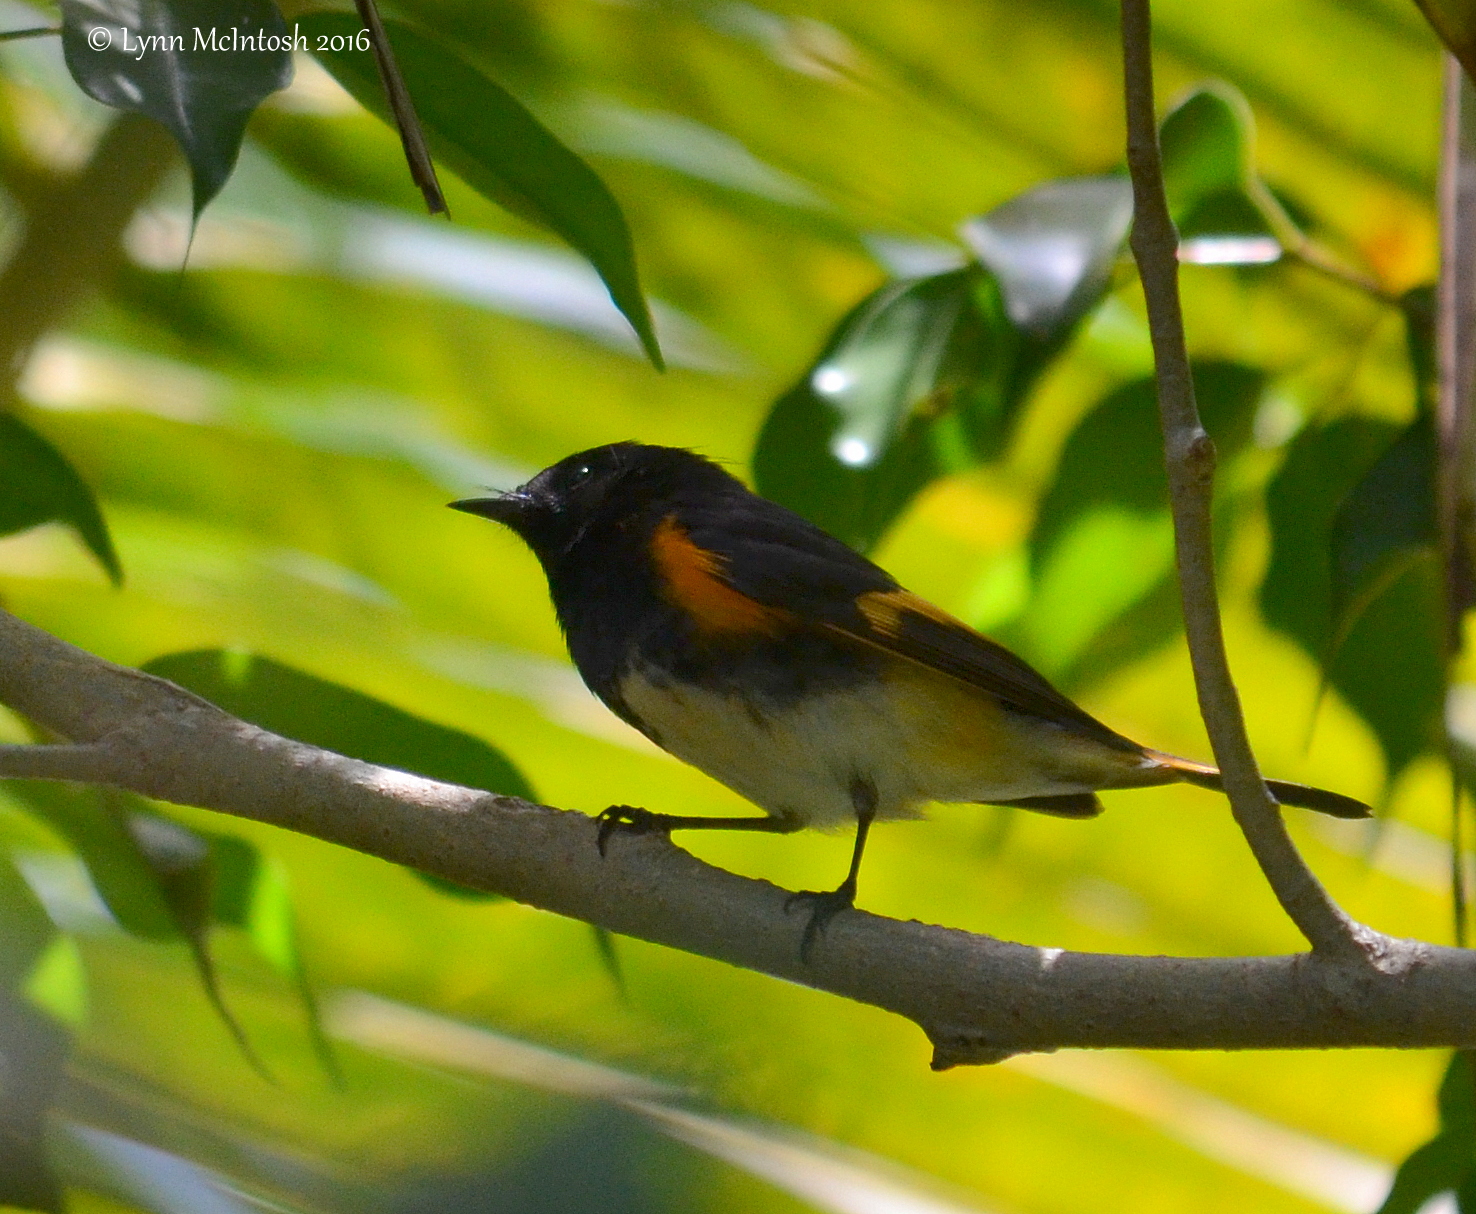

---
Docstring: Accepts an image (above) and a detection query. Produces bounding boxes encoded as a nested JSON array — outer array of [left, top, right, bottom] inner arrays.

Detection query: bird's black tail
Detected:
[[1145, 751, 1371, 820]]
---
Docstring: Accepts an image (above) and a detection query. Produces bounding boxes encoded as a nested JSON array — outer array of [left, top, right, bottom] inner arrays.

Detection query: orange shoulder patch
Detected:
[[855, 588, 958, 638], [650, 515, 788, 636]]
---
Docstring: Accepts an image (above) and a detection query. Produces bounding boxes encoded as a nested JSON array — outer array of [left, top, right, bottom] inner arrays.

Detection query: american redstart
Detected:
[[451, 442, 1369, 956]]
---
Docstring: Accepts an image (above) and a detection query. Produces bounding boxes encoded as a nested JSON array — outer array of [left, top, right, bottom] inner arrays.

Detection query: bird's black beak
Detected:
[[448, 492, 533, 525]]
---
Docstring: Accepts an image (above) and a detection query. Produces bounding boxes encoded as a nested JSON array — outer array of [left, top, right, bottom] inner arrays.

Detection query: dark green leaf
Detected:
[[1160, 86, 1251, 216], [1015, 362, 1262, 681], [0, 994, 68, 1212], [59, 0, 292, 216], [1158, 84, 1282, 264], [752, 269, 985, 552], [0, 411, 120, 584], [0, 853, 54, 994], [1262, 418, 1447, 781], [301, 13, 662, 369], [753, 175, 1131, 552], [1377, 1053, 1476, 1214], [1328, 410, 1437, 636], [142, 649, 535, 898]]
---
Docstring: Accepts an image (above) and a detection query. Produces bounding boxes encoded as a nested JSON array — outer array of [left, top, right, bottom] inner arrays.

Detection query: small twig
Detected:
[[351, 0, 448, 217], [1119, 0, 1368, 960], [0, 26, 59, 41]]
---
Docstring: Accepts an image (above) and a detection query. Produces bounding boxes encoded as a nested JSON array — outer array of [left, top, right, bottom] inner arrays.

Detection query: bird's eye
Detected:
[[576, 465, 592, 479]]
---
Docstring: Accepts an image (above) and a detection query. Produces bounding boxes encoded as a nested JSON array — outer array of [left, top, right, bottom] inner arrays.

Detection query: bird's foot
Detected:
[[595, 805, 673, 856], [784, 883, 856, 963]]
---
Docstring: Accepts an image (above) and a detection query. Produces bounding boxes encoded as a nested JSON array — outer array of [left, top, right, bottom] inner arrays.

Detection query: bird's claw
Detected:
[[595, 805, 669, 856], [784, 886, 856, 963]]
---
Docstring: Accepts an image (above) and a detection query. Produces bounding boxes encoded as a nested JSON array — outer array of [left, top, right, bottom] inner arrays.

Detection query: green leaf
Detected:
[[0, 995, 68, 1213], [23, 935, 87, 1030], [1016, 362, 1263, 681], [301, 13, 662, 370], [1159, 84, 1281, 264], [959, 174, 1133, 338], [0, 853, 54, 994], [1328, 410, 1438, 637], [59, 0, 293, 216], [1376, 1053, 1476, 1213], [1160, 86, 1252, 214], [0, 411, 120, 584], [1262, 418, 1447, 781], [142, 649, 535, 899], [753, 174, 1132, 552], [123, 806, 269, 1076], [6, 782, 178, 939]]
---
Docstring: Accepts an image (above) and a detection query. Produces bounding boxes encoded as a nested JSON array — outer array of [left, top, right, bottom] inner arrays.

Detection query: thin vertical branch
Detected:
[[352, 0, 448, 217], [1119, 0, 1367, 959]]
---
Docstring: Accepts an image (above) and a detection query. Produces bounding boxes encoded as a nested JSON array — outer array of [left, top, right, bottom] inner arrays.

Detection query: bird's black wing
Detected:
[[680, 495, 1137, 752]]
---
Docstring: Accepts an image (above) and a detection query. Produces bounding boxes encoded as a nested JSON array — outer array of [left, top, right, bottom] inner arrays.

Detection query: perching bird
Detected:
[[451, 442, 1370, 956]]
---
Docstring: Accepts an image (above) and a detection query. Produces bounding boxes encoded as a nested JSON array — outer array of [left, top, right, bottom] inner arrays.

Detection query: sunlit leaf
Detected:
[[754, 177, 1129, 552], [0, 412, 120, 585], [221, 843, 340, 1080], [124, 807, 267, 1076], [1376, 1052, 1476, 1213], [301, 13, 662, 369], [23, 935, 87, 1030], [1262, 418, 1447, 781], [959, 174, 1132, 336], [0, 994, 69, 1213], [142, 649, 535, 899], [59, 0, 293, 216], [1015, 362, 1262, 681]]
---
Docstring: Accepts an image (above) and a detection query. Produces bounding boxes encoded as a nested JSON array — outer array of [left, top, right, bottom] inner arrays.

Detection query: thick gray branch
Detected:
[[0, 608, 1472, 1066], [1119, 0, 1367, 960]]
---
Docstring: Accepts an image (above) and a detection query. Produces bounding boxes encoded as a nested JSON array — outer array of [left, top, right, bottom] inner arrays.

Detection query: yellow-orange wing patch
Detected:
[[650, 515, 790, 636]]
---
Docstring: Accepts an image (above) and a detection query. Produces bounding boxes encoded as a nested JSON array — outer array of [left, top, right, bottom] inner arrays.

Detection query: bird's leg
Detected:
[[595, 806, 800, 856], [785, 777, 878, 962]]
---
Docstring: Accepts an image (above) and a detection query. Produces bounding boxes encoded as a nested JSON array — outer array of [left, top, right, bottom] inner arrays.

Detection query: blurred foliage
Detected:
[[0, 0, 1467, 1211]]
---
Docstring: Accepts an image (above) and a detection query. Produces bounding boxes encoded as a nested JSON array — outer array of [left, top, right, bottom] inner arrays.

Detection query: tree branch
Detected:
[[0, 608, 1470, 1065], [1119, 0, 1369, 961]]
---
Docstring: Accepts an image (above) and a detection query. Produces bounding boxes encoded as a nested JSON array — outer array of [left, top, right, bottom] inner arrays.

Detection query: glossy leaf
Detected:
[[0, 995, 68, 1212], [959, 174, 1133, 336], [1376, 1052, 1476, 1213], [302, 13, 662, 369], [0, 412, 120, 584], [1262, 419, 1447, 781], [143, 649, 535, 898], [755, 176, 1129, 551], [1015, 362, 1262, 681], [59, 0, 293, 216]]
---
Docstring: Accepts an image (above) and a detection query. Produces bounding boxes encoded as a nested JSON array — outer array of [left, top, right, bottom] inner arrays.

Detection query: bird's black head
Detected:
[[450, 443, 742, 567]]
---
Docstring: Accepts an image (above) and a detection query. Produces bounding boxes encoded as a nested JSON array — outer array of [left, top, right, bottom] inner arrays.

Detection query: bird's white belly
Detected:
[[617, 663, 1129, 829]]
